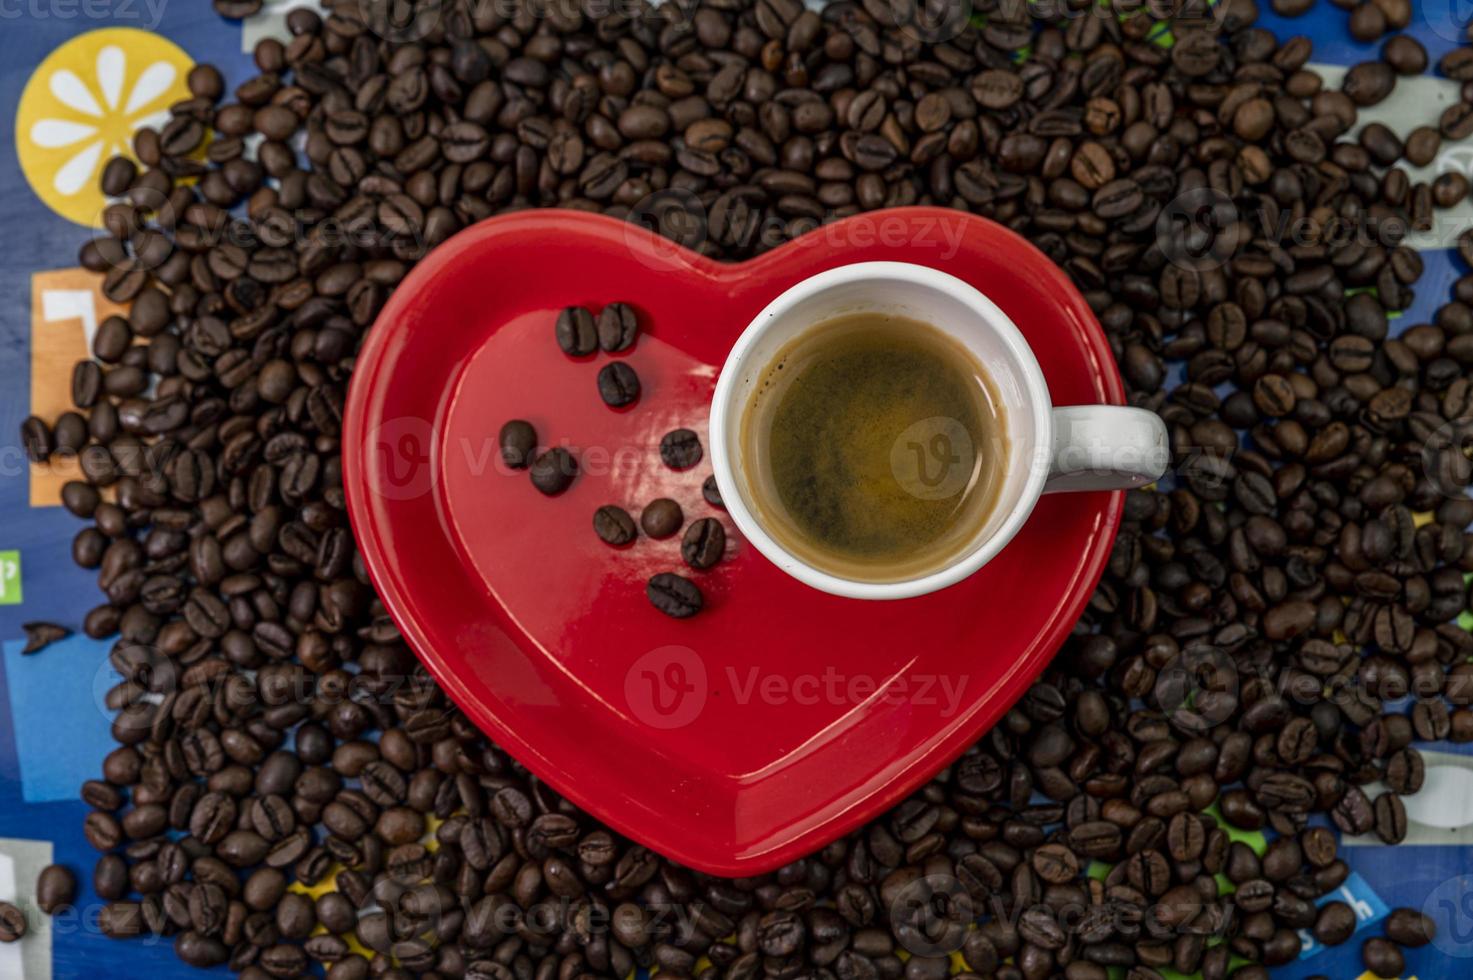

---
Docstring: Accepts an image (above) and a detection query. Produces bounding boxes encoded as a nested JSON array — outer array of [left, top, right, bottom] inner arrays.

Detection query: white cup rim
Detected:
[[708, 261, 1056, 600]]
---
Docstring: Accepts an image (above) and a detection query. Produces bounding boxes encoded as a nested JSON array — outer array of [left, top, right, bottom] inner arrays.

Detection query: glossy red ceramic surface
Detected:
[[343, 208, 1124, 875]]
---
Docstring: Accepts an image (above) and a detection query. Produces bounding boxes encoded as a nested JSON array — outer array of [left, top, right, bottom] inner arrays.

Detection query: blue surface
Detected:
[[3, 634, 120, 804], [0, 10, 256, 979]]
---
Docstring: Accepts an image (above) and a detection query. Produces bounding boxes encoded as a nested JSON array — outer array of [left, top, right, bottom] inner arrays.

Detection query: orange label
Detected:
[[29, 266, 129, 507]]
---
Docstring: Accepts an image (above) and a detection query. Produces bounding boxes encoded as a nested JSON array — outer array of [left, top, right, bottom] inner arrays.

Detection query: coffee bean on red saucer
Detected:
[[647, 573, 703, 618], [597, 303, 639, 352], [660, 428, 702, 469], [681, 519, 725, 570], [593, 506, 637, 546], [555, 306, 597, 356], [641, 498, 683, 538], [702, 475, 724, 509], [529, 448, 577, 496], [597, 363, 640, 407], [499, 419, 537, 469]]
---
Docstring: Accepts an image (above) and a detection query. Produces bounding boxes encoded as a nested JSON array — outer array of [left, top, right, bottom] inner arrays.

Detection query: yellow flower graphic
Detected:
[[15, 28, 194, 227]]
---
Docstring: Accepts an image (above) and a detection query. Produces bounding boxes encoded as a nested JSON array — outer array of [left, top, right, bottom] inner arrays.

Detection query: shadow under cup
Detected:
[[711, 263, 1055, 598]]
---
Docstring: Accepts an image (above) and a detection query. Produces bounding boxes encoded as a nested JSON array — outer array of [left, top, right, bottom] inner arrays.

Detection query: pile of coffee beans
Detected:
[[13, 0, 1471, 974]]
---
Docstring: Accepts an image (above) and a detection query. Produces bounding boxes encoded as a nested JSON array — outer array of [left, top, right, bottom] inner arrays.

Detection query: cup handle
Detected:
[[1044, 406, 1170, 493]]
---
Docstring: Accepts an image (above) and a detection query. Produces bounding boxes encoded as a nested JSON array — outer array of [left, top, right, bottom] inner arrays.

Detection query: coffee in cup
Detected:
[[738, 312, 1008, 583]]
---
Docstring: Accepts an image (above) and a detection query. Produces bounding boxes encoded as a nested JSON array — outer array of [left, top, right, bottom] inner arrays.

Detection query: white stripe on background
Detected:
[[1309, 64, 1473, 250], [0, 852, 22, 980], [241, 0, 325, 52], [0, 839, 55, 980], [1343, 748, 1473, 846]]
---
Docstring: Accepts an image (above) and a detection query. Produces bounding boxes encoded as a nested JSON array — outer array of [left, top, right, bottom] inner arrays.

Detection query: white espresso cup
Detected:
[[708, 261, 1169, 600]]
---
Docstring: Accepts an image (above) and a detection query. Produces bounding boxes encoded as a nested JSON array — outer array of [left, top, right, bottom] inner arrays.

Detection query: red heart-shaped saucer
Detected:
[[343, 207, 1124, 875]]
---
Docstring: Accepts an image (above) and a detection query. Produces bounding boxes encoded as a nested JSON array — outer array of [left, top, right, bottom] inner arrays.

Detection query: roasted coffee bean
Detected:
[[0, 903, 25, 942], [1405, 125, 1441, 166], [702, 475, 724, 509], [60, 482, 98, 519], [213, 0, 261, 17], [583, 508, 638, 556], [1373, 792, 1407, 843], [1383, 35, 1427, 74], [499, 420, 537, 470], [529, 448, 577, 496], [71, 361, 101, 408], [641, 498, 684, 539], [1385, 908, 1435, 947], [1344, 61, 1396, 105], [660, 428, 703, 469], [84, 811, 122, 851], [1350, 2, 1387, 41], [597, 303, 639, 352], [21, 622, 69, 654], [1362, 937, 1404, 979], [99, 901, 142, 938], [597, 362, 641, 407], [555, 306, 597, 356], [94, 855, 127, 901], [35, 865, 76, 915], [647, 572, 704, 618], [52, 412, 86, 453], [175, 930, 229, 968], [20, 416, 51, 463], [100, 158, 137, 197], [1442, 101, 1473, 139], [1313, 901, 1356, 945], [681, 518, 726, 570], [1032, 842, 1081, 882]]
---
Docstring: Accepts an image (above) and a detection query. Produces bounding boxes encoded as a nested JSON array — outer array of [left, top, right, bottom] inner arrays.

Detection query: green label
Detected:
[[0, 551, 20, 605]]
